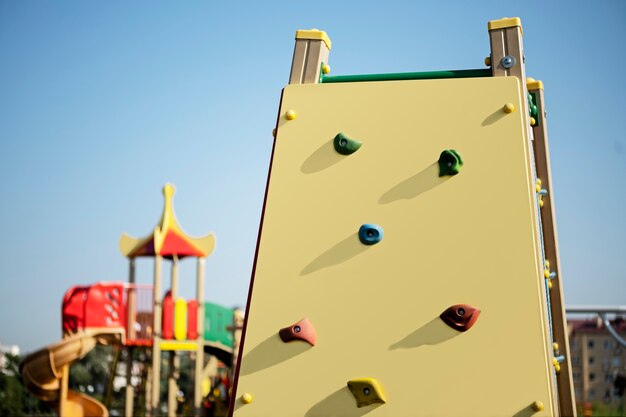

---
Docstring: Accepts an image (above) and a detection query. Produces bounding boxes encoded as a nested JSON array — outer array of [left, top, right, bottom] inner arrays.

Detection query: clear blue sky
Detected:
[[1, 1, 624, 353]]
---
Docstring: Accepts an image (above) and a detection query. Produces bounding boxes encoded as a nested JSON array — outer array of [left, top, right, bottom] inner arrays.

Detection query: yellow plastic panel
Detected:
[[174, 298, 188, 341], [234, 76, 553, 416]]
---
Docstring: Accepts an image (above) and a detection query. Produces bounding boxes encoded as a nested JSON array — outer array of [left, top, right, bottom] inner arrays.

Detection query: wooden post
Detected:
[[289, 29, 331, 85], [194, 257, 205, 417], [168, 255, 180, 417], [529, 79, 577, 417], [488, 17, 530, 124], [126, 258, 136, 417], [151, 254, 163, 416]]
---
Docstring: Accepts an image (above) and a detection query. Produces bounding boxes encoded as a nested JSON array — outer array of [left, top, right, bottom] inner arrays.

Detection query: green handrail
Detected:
[[320, 68, 491, 84]]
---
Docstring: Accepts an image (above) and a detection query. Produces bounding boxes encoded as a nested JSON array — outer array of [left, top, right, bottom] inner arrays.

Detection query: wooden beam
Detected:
[[529, 79, 577, 417], [289, 29, 331, 84]]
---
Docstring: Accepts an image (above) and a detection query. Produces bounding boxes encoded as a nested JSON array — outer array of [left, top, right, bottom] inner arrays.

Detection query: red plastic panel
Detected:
[[187, 299, 198, 340], [162, 292, 174, 340], [62, 283, 126, 333]]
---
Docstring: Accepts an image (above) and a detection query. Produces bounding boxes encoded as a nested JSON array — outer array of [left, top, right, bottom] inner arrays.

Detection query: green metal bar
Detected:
[[320, 68, 491, 84]]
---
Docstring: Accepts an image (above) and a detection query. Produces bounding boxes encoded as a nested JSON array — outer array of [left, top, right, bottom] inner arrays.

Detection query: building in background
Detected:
[[568, 318, 626, 408]]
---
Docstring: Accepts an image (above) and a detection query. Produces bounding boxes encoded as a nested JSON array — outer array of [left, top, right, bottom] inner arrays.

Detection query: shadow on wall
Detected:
[[301, 233, 370, 276], [389, 317, 460, 350], [239, 333, 312, 376], [379, 163, 450, 204], [301, 139, 344, 174], [305, 386, 381, 417]]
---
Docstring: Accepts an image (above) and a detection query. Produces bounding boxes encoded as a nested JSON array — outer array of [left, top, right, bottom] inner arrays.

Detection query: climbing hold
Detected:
[[440, 304, 481, 332], [545, 260, 550, 269], [438, 149, 463, 177], [503, 103, 515, 113], [530, 117, 536, 126], [278, 317, 317, 346], [347, 378, 387, 408], [358, 224, 384, 245], [322, 64, 331, 74], [484, 56, 491, 66], [539, 195, 544, 207], [553, 342, 559, 354], [544, 269, 550, 279], [286, 110, 297, 120], [272, 128, 276, 137], [548, 280, 553, 289], [333, 132, 362, 155], [532, 401, 545, 412], [241, 393, 253, 404]]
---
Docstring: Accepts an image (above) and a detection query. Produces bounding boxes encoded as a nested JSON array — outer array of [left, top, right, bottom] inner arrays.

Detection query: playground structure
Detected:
[[231, 17, 576, 416], [20, 184, 243, 417]]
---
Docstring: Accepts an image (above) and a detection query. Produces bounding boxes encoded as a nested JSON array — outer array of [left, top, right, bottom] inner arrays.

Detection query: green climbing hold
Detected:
[[438, 149, 463, 177], [333, 133, 362, 155]]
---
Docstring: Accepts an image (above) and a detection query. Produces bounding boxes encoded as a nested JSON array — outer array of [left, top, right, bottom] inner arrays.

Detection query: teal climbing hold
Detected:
[[438, 149, 463, 177], [359, 224, 384, 245], [333, 133, 362, 155]]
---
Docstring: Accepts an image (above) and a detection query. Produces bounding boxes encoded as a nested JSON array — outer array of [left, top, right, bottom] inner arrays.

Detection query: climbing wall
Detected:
[[232, 76, 556, 416]]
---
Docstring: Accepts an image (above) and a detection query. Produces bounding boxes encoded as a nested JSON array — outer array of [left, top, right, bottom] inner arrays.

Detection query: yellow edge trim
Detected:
[[488, 17, 523, 35], [160, 341, 198, 351], [527, 80, 544, 91], [295, 29, 332, 50]]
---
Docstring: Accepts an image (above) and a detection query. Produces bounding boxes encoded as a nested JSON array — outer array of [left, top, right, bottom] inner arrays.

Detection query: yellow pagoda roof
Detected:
[[119, 184, 216, 259]]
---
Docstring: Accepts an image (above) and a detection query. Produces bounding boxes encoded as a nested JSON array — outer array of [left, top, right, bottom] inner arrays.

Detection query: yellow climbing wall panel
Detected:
[[234, 76, 555, 416]]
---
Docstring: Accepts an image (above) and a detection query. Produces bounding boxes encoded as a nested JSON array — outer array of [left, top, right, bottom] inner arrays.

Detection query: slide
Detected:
[[20, 329, 123, 417]]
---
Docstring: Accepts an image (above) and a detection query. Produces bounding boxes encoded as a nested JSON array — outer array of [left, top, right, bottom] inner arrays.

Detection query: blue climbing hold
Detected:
[[359, 224, 384, 245]]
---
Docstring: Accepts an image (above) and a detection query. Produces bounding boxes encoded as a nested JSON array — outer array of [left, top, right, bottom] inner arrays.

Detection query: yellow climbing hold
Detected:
[[532, 400, 545, 411], [544, 269, 550, 279], [530, 116, 536, 126], [322, 64, 331, 74], [286, 110, 297, 120], [548, 280, 553, 289], [539, 196, 544, 207], [241, 393, 253, 404], [503, 103, 515, 113], [484, 56, 491, 66], [545, 260, 550, 269], [553, 342, 559, 353]]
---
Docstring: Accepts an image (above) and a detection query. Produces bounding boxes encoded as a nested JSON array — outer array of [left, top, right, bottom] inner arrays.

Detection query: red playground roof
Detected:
[[119, 184, 215, 259]]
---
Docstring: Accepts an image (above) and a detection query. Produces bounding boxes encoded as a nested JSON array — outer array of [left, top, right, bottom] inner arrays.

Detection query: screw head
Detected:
[[293, 325, 301, 333], [457, 307, 466, 317], [363, 388, 371, 396], [501, 55, 515, 69], [503, 103, 515, 114], [532, 400, 544, 411]]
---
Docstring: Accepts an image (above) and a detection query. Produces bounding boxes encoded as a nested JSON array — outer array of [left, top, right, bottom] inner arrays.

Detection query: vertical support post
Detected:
[[488, 17, 530, 124], [58, 364, 69, 417], [151, 254, 163, 416], [126, 258, 136, 417], [231, 309, 244, 375], [168, 255, 180, 417], [289, 29, 331, 85], [194, 257, 205, 417], [581, 333, 589, 404], [529, 79, 577, 417]]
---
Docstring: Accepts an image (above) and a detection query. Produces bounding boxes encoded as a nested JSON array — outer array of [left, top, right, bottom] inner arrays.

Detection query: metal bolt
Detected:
[[339, 138, 347, 146], [293, 325, 301, 333], [501, 55, 515, 69], [457, 307, 466, 317], [363, 388, 371, 396]]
